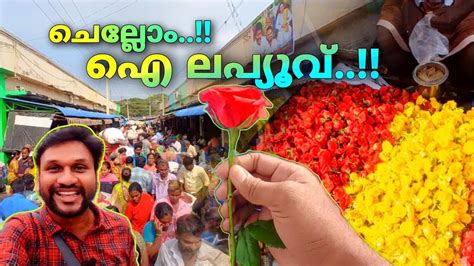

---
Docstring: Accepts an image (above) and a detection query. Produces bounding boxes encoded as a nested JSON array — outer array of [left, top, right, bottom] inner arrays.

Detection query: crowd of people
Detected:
[[0, 145, 40, 221], [0, 123, 230, 265], [0, 145, 36, 190], [0, 124, 391, 266]]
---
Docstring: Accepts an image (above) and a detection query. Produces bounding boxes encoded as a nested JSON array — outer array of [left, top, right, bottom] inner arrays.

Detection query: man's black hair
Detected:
[[204, 207, 220, 222], [209, 154, 221, 165], [156, 160, 168, 168], [8, 150, 19, 162], [118, 147, 126, 154], [134, 143, 142, 150], [154, 202, 173, 220], [154, 153, 162, 163], [102, 161, 111, 170], [11, 178, 25, 194], [192, 197, 206, 218], [121, 167, 132, 182], [176, 214, 205, 236], [183, 156, 194, 166], [254, 21, 263, 34], [34, 125, 104, 171], [128, 182, 143, 193], [22, 173, 35, 191], [135, 156, 146, 168]]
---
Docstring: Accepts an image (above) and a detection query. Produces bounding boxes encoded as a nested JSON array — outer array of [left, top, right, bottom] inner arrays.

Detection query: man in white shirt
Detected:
[[141, 134, 152, 157], [177, 156, 210, 202], [154, 131, 163, 143], [197, 136, 206, 147], [262, 24, 278, 54], [155, 214, 228, 266], [152, 160, 177, 201], [171, 137, 182, 153]]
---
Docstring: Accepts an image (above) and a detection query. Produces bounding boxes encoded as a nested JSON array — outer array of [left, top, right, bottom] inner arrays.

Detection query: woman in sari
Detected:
[[111, 167, 132, 213], [7, 151, 19, 185]]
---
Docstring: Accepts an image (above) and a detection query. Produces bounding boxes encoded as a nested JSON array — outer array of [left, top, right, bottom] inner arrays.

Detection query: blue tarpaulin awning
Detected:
[[55, 106, 118, 119], [174, 105, 206, 117], [3, 97, 120, 119]]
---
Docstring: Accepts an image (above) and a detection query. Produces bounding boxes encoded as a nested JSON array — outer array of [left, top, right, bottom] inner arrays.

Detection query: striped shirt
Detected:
[[131, 167, 153, 193], [0, 204, 138, 265]]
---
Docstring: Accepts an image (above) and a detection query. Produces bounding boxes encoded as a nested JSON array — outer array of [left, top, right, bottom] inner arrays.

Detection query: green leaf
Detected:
[[236, 227, 260, 266], [247, 220, 286, 249]]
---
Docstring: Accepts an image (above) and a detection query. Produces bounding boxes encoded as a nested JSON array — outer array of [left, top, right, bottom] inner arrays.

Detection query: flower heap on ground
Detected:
[[344, 97, 474, 265], [461, 223, 474, 265], [256, 82, 417, 209]]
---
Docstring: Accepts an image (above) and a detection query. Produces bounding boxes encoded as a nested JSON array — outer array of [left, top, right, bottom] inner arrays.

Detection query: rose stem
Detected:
[[227, 128, 239, 266]]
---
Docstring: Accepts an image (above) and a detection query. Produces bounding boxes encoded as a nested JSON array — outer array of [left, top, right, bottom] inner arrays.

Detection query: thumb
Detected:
[[229, 164, 279, 207]]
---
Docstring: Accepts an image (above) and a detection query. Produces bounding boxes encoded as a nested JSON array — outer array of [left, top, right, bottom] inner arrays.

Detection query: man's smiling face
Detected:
[[38, 140, 97, 218]]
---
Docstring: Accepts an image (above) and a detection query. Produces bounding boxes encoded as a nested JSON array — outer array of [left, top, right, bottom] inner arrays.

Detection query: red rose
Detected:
[[199, 86, 272, 129]]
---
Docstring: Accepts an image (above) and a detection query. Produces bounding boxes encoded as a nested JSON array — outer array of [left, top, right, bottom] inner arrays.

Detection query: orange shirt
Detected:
[[124, 192, 155, 234]]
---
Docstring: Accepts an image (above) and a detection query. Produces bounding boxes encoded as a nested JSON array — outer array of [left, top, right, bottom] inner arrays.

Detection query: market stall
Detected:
[[1, 96, 121, 152], [255, 81, 474, 264]]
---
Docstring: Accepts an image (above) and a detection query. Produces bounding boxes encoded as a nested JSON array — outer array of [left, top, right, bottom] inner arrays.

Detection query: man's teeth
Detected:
[[57, 191, 79, 195]]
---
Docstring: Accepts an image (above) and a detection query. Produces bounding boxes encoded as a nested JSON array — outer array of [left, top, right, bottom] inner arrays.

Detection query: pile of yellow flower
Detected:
[[345, 97, 474, 265]]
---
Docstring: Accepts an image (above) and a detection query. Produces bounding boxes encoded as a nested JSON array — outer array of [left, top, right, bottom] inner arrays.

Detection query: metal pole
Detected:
[[0, 70, 8, 164], [126, 99, 130, 119], [149, 100, 153, 117], [199, 116, 204, 138], [105, 78, 110, 114], [162, 88, 165, 115]]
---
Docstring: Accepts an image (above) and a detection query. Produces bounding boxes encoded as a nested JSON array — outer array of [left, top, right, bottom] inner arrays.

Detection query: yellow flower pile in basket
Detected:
[[345, 97, 474, 265]]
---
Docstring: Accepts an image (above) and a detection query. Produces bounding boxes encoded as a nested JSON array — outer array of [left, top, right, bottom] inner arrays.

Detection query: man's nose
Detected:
[[192, 243, 201, 250], [57, 167, 78, 185]]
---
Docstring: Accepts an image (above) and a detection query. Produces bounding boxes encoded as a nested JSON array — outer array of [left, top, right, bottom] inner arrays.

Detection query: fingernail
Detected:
[[230, 165, 246, 183]]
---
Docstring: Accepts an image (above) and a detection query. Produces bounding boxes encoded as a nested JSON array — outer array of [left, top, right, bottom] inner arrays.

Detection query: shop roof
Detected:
[[3, 97, 120, 119], [174, 105, 206, 117]]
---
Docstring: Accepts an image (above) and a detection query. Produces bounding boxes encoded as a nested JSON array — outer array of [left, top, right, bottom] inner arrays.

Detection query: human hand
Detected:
[[431, 0, 474, 31], [123, 188, 131, 202], [216, 152, 388, 266], [98, 193, 105, 201], [153, 219, 163, 235]]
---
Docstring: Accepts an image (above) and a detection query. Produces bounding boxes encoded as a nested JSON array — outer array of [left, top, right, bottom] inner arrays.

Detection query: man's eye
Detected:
[[75, 165, 86, 171], [47, 166, 60, 172]]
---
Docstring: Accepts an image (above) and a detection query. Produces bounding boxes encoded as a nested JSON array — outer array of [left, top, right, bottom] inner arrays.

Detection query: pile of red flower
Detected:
[[462, 224, 474, 265], [461, 183, 474, 265], [256, 82, 418, 210]]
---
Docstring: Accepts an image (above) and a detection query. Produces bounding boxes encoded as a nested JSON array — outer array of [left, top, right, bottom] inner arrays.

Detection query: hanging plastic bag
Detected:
[[408, 13, 449, 64], [100, 127, 126, 144]]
